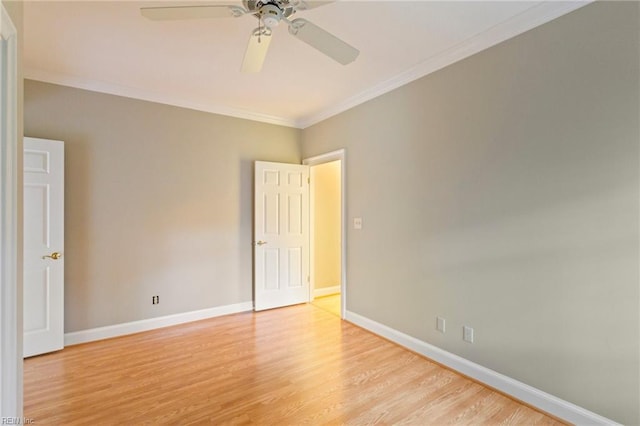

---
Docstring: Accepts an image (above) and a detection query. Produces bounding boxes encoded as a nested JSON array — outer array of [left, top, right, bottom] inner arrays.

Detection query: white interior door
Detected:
[[23, 137, 64, 357], [254, 161, 309, 311]]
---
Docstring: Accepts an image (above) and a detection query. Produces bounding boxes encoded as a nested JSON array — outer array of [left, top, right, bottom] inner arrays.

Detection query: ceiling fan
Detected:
[[140, 1, 360, 73]]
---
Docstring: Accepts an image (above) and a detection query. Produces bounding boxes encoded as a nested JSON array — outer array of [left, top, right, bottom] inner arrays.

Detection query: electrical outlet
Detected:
[[463, 326, 474, 343], [353, 217, 362, 230], [152, 295, 159, 305], [436, 317, 446, 333]]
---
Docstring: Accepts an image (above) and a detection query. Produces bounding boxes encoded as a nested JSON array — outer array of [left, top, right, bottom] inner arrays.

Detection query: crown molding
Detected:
[[25, 1, 593, 130], [296, 0, 593, 129], [23, 68, 300, 128]]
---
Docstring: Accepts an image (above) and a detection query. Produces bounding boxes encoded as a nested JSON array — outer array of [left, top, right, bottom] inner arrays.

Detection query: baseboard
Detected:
[[64, 302, 254, 346], [313, 286, 341, 298], [344, 310, 618, 426]]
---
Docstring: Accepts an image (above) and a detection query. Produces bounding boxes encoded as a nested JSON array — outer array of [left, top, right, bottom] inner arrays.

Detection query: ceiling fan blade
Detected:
[[296, 1, 335, 10], [287, 18, 359, 65], [141, 5, 245, 21], [241, 29, 272, 73]]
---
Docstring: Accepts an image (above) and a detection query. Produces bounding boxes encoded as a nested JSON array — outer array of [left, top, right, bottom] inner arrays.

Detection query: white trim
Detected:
[[303, 149, 346, 319], [308, 165, 316, 301], [345, 310, 619, 426], [296, 1, 593, 128], [0, 3, 21, 418], [64, 302, 253, 346], [23, 68, 298, 129], [313, 286, 340, 298], [22, 2, 591, 130]]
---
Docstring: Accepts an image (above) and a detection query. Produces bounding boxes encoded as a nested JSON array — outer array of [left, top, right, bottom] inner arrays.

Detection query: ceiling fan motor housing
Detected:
[[259, 3, 283, 27]]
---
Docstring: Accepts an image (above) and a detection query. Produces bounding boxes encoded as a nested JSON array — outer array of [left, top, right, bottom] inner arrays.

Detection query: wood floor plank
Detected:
[[24, 303, 565, 425]]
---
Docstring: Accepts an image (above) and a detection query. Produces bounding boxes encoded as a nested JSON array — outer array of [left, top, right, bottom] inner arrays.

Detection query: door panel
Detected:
[[254, 161, 309, 311], [264, 193, 279, 234], [288, 248, 302, 288], [24, 137, 64, 357], [23, 268, 49, 332], [264, 248, 280, 290]]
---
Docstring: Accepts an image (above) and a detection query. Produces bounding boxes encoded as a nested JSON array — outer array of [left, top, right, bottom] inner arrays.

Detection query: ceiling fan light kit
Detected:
[[141, 0, 359, 73]]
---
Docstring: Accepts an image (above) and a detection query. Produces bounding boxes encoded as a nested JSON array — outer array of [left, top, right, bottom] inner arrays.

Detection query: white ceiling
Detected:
[[23, 1, 589, 128]]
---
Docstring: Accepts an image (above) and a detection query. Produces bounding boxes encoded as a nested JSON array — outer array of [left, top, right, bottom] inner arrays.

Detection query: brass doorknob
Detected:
[[43, 252, 62, 260], [255, 241, 268, 246]]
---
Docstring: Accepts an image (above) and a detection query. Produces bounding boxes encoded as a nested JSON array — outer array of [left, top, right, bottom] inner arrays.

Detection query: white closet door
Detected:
[[24, 137, 64, 357]]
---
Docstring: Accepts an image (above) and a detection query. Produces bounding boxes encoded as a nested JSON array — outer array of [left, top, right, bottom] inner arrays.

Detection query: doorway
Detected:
[[304, 150, 346, 318]]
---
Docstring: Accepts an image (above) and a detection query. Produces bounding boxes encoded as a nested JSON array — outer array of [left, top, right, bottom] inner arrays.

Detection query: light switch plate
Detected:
[[463, 326, 474, 343]]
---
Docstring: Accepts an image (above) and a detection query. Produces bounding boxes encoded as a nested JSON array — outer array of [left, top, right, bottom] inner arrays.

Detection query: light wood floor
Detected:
[[24, 303, 564, 425]]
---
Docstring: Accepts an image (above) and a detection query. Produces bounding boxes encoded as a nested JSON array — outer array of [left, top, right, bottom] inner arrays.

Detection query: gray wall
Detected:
[[301, 2, 639, 424], [24, 81, 301, 332]]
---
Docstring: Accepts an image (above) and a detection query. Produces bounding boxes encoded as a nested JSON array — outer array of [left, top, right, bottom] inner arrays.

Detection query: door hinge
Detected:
[[307, 177, 310, 184], [307, 276, 310, 283]]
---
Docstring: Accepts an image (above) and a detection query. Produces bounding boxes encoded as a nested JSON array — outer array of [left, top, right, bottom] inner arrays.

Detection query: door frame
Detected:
[[303, 149, 346, 319], [0, 3, 21, 418]]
